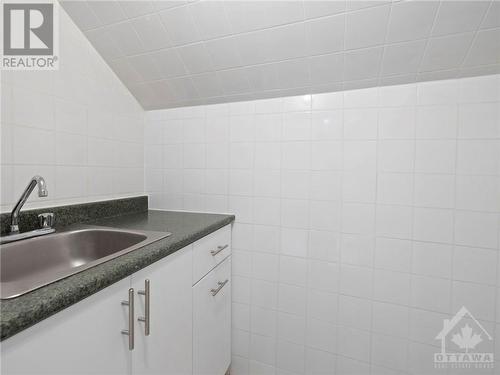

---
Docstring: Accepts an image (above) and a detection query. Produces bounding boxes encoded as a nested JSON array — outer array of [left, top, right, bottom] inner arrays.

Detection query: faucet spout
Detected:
[[36, 176, 48, 197], [10, 175, 48, 234]]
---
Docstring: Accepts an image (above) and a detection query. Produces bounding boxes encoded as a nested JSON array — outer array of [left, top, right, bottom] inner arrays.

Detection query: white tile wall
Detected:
[[0, 3, 144, 212], [145, 74, 500, 375]]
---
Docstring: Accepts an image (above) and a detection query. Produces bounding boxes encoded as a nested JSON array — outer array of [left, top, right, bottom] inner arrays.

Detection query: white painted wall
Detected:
[[0, 3, 144, 213], [145, 74, 500, 375]]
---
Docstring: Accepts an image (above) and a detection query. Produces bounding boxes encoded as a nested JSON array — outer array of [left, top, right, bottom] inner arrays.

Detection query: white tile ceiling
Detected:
[[61, 0, 500, 110]]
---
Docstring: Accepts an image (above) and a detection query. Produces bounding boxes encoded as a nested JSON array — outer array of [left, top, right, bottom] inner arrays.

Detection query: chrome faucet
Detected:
[[10, 175, 48, 233], [0, 176, 55, 244]]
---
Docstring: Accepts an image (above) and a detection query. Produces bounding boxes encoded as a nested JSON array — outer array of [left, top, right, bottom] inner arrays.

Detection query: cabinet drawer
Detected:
[[193, 225, 231, 284], [193, 257, 231, 375]]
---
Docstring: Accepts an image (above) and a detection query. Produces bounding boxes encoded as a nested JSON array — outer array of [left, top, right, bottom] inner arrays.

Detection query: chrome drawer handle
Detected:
[[138, 279, 150, 336], [210, 244, 228, 256], [210, 279, 229, 296], [121, 288, 134, 350]]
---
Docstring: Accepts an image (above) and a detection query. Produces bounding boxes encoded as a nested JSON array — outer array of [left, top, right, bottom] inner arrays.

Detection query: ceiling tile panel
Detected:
[[481, 2, 500, 29], [129, 83, 160, 108], [152, 1, 187, 12], [275, 58, 311, 89], [463, 28, 500, 67], [459, 64, 500, 78], [309, 53, 344, 86], [204, 37, 242, 70], [306, 14, 345, 55], [236, 23, 307, 66], [168, 77, 199, 102], [60, 1, 102, 30], [106, 21, 145, 56], [344, 47, 384, 81], [304, 0, 346, 19], [84, 28, 124, 60], [189, 1, 233, 40], [386, 1, 439, 44], [246, 58, 311, 92], [159, 5, 201, 46], [432, 1, 490, 37], [150, 49, 187, 79], [346, 0, 391, 12], [343, 78, 379, 91], [131, 14, 172, 51], [149, 80, 177, 101], [86, 0, 127, 25], [176, 43, 214, 74], [60, 0, 500, 110], [142, 83, 165, 105], [420, 33, 475, 72], [109, 58, 143, 84], [379, 74, 416, 87], [191, 72, 224, 98], [381, 40, 427, 76], [417, 70, 459, 83], [224, 1, 304, 34], [119, 1, 154, 18], [245, 63, 282, 92], [128, 54, 163, 82], [218, 69, 251, 95], [345, 4, 391, 50]]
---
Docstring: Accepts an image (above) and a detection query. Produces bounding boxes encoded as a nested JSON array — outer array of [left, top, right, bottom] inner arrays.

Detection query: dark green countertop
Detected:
[[0, 210, 234, 341]]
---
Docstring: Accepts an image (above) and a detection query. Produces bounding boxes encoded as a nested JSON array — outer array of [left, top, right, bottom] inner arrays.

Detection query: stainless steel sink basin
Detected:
[[0, 226, 170, 299]]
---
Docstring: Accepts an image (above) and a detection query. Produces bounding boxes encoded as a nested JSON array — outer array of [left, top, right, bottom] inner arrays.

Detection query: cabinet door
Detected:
[[1, 278, 132, 375], [131, 246, 193, 375], [193, 256, 231, 375]]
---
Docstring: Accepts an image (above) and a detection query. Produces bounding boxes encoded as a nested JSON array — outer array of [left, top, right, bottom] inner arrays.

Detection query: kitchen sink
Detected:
[[0, 226, 170, 299]]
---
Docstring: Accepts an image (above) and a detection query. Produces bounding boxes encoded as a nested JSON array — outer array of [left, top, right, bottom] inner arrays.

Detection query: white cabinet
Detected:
[[1, 247, 194, 375], [1, 224, 232, 375], [193, 257, 231, 375], [1, 278, 132, 375], [131, 247, 193, 375]]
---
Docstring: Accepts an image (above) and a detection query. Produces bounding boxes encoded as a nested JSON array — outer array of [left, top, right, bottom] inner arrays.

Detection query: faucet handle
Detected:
[[38, 213, 55, 229]]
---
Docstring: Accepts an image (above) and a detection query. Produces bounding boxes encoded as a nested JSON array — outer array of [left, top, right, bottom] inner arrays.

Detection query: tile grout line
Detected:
[[407, 82, 419, 374]]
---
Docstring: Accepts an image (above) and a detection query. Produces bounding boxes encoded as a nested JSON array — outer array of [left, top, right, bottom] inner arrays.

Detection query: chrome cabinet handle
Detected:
[[210, 279, 229, 296], [121, 288, 134, 350], [210, 244, 228, 256], [138, 279, 150, 336]]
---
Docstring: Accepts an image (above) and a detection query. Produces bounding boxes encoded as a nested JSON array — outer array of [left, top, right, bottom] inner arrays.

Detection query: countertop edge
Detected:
[[0, 213, 235, 341]]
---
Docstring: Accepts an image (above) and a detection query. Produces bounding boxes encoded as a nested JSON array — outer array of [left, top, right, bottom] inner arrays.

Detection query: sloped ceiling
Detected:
[[61, 0, 500, 110]]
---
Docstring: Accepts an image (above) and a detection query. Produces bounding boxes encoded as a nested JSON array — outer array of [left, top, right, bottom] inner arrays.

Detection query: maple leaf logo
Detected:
[[451, 324, 483, 353]]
